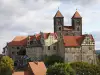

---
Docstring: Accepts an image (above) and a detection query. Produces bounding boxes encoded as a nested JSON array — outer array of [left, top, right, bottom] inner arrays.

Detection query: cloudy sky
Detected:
[[0, 0, 100, 53]]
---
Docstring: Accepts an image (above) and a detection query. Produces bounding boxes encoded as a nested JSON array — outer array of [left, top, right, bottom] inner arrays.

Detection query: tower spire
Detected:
[[54, 10, 63, 18], [72, 10, 81, 18]]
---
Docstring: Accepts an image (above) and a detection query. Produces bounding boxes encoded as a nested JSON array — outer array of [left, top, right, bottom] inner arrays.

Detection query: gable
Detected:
[[81, 35, 94, 45], [45, 33, 58, 46]]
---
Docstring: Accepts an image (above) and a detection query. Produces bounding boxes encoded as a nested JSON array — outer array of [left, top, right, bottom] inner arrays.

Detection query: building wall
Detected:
[[26, 47, 43, 61], [57, 38, 65, 58], [63, 30, 82, 36], [43, 34, 58, 56], [65, 47, 81, 63], [81, 45, 96, 64], [6, 46, 24, 61], [81, 35, 96, 64], [64, 45, 96, 64]]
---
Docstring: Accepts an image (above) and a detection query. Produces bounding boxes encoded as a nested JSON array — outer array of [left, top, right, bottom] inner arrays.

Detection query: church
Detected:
[[3, 10, 97, 65]]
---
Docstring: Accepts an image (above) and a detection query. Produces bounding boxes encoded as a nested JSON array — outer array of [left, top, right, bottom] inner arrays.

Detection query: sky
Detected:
[[0, 0, 100, 53]]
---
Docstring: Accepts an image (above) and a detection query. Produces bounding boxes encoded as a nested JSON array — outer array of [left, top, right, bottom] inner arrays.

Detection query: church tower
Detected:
[[54, 10, 64, 38], [72, 11, 82, 35]]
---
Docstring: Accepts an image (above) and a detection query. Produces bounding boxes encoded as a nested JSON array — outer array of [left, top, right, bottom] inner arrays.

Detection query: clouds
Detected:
[[60, 0, 99, 6], [0, 0, 100, 53], [0, 0, 61, 53]]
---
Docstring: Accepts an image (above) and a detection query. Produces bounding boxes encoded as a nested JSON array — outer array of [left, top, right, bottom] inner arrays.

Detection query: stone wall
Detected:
[[65, 47, 81, 62], [81, 45, 96, 64], [26, 47, 43, 61]]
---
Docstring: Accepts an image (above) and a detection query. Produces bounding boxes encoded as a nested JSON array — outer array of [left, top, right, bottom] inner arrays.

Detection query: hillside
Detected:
[[96, 50, 100, 54]]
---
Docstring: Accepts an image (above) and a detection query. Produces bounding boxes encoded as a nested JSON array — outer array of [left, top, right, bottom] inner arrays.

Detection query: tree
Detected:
[[44, 55, 64, 67], [70, 62, 100, 75], [97, 54, 100, 65], [47, 63, 75, 75], [0, 56, 14, 75]]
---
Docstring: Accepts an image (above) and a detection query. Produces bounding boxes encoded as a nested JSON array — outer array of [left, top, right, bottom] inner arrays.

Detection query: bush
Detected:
[[0, 56, 14, 75], [44, 55, 64, 67], [47, 63, 75, 75], [70, 62, 100, 75]]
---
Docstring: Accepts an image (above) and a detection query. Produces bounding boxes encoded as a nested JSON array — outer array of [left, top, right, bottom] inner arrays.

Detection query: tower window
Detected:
[[48, 46, 50, 50], [59, 27, 61, 31], [77, 27, 79, 31]]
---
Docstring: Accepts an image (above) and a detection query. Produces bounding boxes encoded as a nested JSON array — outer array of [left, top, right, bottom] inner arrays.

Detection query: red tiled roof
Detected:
[[29, 62, 47, 75], [54, 10, 63, 17], [7, 33, 58, 46], [63, 35, 94, 47], [63, 26, 73, 31], [8, 36, 27, 46], [12, 71, 28, 75], [63, 35, 84, 47], [72, 11, 81, 18]]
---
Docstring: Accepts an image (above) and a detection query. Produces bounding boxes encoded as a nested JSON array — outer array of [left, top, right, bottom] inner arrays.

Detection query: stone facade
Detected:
[[3, 10, 97, 64]]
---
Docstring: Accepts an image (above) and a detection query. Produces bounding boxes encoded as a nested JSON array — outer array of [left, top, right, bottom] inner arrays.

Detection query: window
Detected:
[[12, 52, 14, 54], [30, 41, 33, 45], [28, 42, 30, 44], [17, 47, 20, 49], [48, 46, 50, 50], [77, 27, 79, 31], [53, 46, 56, 50], [89, 46, 92, 50], [59, 27, 61, 31], [17, 52, 19, 55]]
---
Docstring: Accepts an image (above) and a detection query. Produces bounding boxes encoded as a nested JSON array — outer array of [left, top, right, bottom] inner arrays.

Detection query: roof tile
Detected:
[[29, 62, 47, 75], [54, 10, 63, 17]]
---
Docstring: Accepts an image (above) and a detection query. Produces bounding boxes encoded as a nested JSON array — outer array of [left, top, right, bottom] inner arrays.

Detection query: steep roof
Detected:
[[12, 71, 28, 75], [72, 11, 82, 18], [63, 36, 84, 47], [8, 36, 27, 46], [54, 10, 63, 18], [7, 33, 58, 46], [63, 35, 94, 47], [28, 62, 47, 75], [12, 62, 47, 75]]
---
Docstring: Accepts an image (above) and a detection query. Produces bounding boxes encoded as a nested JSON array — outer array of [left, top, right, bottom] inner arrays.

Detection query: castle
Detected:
[[3, 10, 97, 64]]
